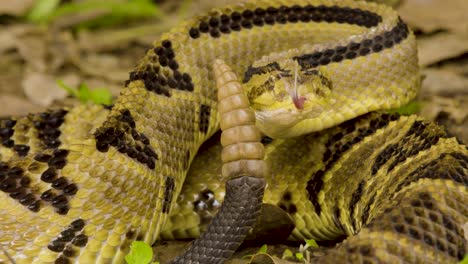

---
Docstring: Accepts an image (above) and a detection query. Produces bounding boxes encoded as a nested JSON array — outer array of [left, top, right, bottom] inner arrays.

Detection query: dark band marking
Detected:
[[243, 62, 281, 83], [189, 5, 382, 39], [348, 180, 365, 230], [294, 18, 409, 70], [395, 152, 468, 191], [29, 149, 79, 215], [372, 120, 448, 176], [0, 162, 42, 212], [361, 194, 376, 227], [126, 40, 194, 97], [33, 109, 68, 149], [94, 110, 158, 170], [199, 104, 211, 134], [306, 113, 398, 215], [50, 219, 88, 264], [162, 176, 175, 213], [0, 118, 32, 157], [0, 118, 16, 149]]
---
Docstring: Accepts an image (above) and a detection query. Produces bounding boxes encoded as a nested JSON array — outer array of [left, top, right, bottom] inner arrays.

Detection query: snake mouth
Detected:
[[254, 107, 307, 138]]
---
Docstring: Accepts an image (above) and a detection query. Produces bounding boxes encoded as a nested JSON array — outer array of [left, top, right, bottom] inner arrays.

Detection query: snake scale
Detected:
[[0, 0, 467, 263]]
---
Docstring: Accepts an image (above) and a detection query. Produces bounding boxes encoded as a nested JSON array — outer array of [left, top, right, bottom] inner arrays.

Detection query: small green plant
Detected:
[[281, 248, 293, 259], [125, 241, 159, 264], [57, 80, 113, 105], [295, 239, 319, 263], [243, 244, 269, 260], [389, 100, 421, 115]]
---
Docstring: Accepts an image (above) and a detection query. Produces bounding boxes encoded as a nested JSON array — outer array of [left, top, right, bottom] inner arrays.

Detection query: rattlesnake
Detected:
[[0, 0, 466, 263]]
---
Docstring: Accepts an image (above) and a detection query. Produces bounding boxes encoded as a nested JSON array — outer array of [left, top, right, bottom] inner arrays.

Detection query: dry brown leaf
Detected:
[[0, 25, 43, 54], [417, 32, 468, 66], [421, 68, 468, 96], [419, 95, 467, 124], [0, 94, 43, 117], [0, 0, 35, 16], [16, 35, 48, 72], [398, 0, 468, 33], [22, 72, 77, 107]]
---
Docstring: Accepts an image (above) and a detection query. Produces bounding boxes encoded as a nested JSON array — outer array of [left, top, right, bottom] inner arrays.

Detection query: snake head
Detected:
[[243, 60, 332, 138]]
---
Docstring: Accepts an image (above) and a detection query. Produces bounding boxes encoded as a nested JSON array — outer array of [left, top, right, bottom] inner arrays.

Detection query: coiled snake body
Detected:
[[0, 0, 466, 263]]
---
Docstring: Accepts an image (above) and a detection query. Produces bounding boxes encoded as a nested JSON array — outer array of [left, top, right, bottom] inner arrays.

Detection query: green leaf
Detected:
[[26, 0, 61, 23], [77, 83, 91, 102], [57, 80, 113, 105], [295, 252, 304, 260], [57, 80, 79, 98], [258, 244, 268, 254], [125, 241, 153, 264], [459, 255, 468, 264], [88, 87, 113, 105], [389, 100, 421, 115], [39, 0, 159, 29], [305, 238, 319, 248], [281, 248, 293, 259]]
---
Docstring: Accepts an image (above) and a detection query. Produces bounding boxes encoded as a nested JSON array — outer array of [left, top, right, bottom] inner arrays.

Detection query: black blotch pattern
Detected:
[[306, 112, 399, 215], [0, 162, 41, 212], [0, 118, 31, 157], [372, 120, 447, 176], [126, 40, 194, 97], [294, 18, 409, 70], [34, 148, 77, 215], [49, 219, 88, 263], [193, 189, 221, 225], [0, 118, 16, 147], [34, 109, 68, 149], [278, 191, 298, 214], [243, 62, 281, 83], [188, 5, 382, 39], [199, 104, 211, 134], [94, 110, 158, 170], [162, 176, 175, 213]]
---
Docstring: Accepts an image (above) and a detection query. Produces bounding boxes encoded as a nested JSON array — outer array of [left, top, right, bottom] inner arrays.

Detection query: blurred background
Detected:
[[0, 1, 466, 261]]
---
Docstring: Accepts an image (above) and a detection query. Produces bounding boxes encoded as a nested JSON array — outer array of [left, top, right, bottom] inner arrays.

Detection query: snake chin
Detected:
[[254, 104, 326, 139]]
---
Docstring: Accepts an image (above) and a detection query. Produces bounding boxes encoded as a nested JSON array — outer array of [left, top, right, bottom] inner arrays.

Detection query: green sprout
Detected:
[[125, 241, 159, 264], [389, 100, 422, 115], [26, 0, 159, 29], [57, 80, 113, 106]]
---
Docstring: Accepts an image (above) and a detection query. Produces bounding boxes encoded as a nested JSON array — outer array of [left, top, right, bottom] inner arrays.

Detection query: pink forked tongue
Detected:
[[292, 95, 306, 110]]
